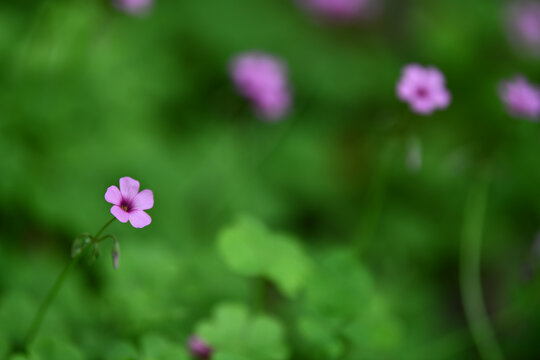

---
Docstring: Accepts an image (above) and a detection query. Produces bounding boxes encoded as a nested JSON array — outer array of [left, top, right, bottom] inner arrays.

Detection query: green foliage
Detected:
[[0, 336, 8, 360], [0, 292, 35, 344], [218, 216, 312, 298], [140, 334, 189, 360], [104, 342, 138, 360], [0, 0, 539, 358], [296, 251, 403, 359], [29, 336, 84, 360], [196, 303, 288, 360]]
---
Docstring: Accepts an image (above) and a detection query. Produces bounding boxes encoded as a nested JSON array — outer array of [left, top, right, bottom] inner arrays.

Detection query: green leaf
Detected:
[[218, 215, 312, 297], [140, 334, 190, 360], [196, 303, 288, 360], [105, 342, 138, 360], [342, 295, 403, 358], [296, 316, 344, 360], [30, 336, 84, 360], [304, 251, 373, 319], [298, 250, 403, 359]]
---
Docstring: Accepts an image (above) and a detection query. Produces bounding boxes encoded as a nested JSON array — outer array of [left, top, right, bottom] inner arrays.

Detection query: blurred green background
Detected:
[[1, 0, 540, 359]]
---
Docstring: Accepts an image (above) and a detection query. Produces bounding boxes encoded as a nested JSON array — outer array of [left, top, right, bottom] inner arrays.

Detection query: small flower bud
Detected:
[[406, 136, 422, 173], [188, 336, 212, 359], [112, 240, 120, 270], [71, 235, 91, 258]]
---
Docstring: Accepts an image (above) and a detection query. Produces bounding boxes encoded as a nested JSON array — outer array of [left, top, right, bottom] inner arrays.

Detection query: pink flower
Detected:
[[396, 64, 451, 115], [114, 0, 153, 15], [507, 2, 540, 55], [105, 177, 154, 228], [230, 52, 292, 121], [499, 76, 540, 120], [187, 336, 212, 359], [299, 0, 374, 20]]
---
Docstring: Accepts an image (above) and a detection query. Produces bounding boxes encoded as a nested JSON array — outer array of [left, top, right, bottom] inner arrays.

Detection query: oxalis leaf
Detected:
[[298, 250, 403, 360], [218, 215, 312, 298], [140, 334, 190, 360], [195, 303, 288, 360]]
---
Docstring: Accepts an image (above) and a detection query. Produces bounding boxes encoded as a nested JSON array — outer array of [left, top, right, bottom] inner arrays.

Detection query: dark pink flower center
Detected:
[[120, 200, 132, 212], [416, 86, 429, 98]]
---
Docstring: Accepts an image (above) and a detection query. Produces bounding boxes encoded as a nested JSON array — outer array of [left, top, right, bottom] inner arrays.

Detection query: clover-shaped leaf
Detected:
[[218, 216, 312, 297], [296, 316, 344, 360], [298, 250, 403, 359], [304, 251, 373, 319], [195, 303, 288, 360], [140, 334, 189, 360]]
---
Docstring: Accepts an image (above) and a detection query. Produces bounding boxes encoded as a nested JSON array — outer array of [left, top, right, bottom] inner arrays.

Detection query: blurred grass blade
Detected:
[[459, 170, 505, 360]]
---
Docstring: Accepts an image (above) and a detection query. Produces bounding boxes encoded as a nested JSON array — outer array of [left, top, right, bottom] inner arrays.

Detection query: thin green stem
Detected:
[[459, 171, 505, 360], [23, 256, 79, 348], [94, 217, 116, 240], [23, 217, 116, 350], [356, 139, 395, 256], [97, 233, 118, 244]]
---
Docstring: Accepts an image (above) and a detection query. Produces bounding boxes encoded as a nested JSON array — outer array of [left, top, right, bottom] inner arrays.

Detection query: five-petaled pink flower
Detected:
[[396, 64, 451, 115], [499, 76, 540, 120], [105, 177, 154, 228], [230, 52, 292, 121], [507, 2, 540, 56]]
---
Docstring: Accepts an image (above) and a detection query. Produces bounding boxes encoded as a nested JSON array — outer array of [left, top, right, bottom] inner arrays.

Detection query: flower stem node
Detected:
[[90, 243, 101, 263]]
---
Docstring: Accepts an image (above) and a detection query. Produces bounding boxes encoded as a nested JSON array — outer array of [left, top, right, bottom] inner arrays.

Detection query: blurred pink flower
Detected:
[[507, 2, 540, 55], [230, 52, 292, 121], [300, 0, 374, 20], [187, 336, 212, 359], [396, 64, 451, 115], [499, 76, 540, 120], [114, 0, 153, 15], [105, 177, 154, 228]]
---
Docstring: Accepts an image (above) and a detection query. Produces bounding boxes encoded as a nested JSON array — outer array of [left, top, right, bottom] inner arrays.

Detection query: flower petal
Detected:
[[105, 185, 122, 205], [111, 205, 129, 223], [129, 210, 152, 228], [402, 64, 425, 82], [425, 67, 445, 86], [433, 89, 451, 107], [410, 99, 436, 115], [119, 177, 140, 200], [132, 189, 154, 210]]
